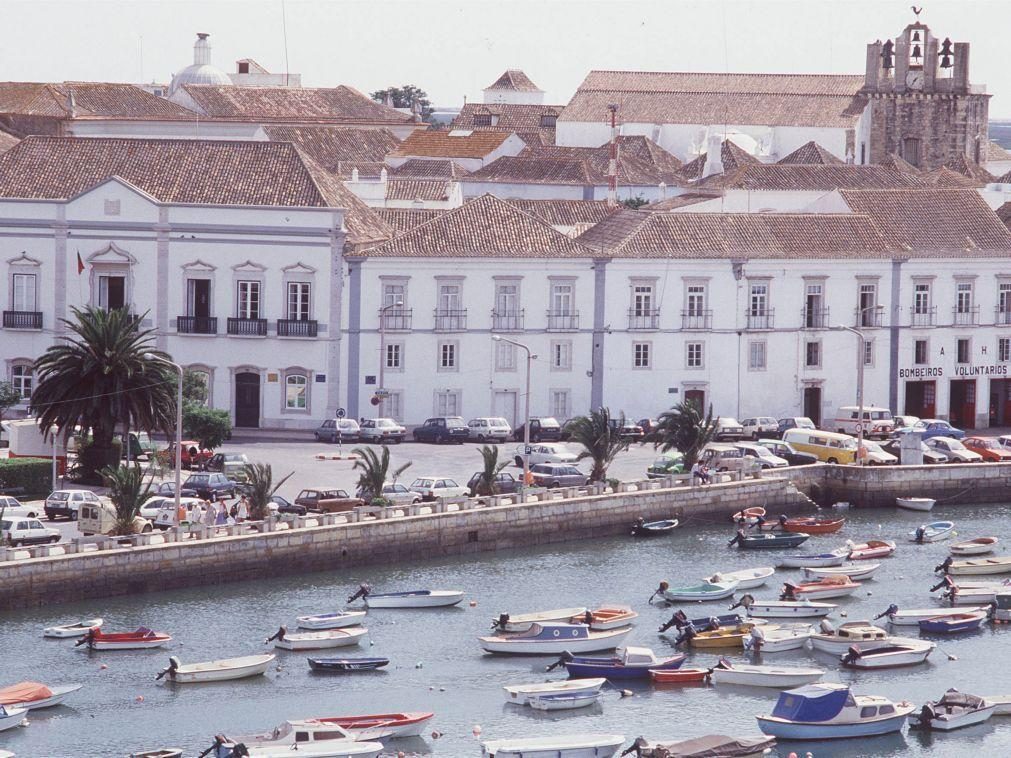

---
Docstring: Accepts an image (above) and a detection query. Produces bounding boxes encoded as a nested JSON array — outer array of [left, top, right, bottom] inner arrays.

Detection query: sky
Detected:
[[4, 0, 1010, 116]]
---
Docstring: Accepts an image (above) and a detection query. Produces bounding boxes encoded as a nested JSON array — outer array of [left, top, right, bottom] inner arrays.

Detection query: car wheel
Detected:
[[27, 512, 36, 518], [827, 457, 838, 464], [477, 435, 486, 442], [50, 536, 60, 544], [70, 510, 78, 521], [142, 524, 152, 533]]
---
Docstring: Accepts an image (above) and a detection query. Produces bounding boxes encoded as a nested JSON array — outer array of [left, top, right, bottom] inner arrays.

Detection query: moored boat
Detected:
[[846, 540, 896, 560], [780, 576, 860, 601], [75, 627, 171, 650], [347, 584, 464, 608], [710, 657, 824, 688], [731, 507, 766, 524], [677, 623, 757, 649], [494, 608, 587, 633], [776, 548, 850, 568], [781, 517, 845, 535], [896, 496, 936, 512], [548, 646, 685, 679], [730, 532, 809, 550], [528, 691, 602, 711], [0, 704, 27, 733], [266, 625, 367, 651], [655, 580, 738, 603], [934, 578, 1003, 606], [808, 620, 911, 654], [909, 521, 956, 544], [705, 567, 774, 590], [296, 610, 367, 630], [0, 681, 83, 710], [631, 517, 679, 537], [307, 657, 389, 672], [937, 556, 1011, 576], [908, 689, 995, 731], [840, 641, 934, 669], [479, 622, 632, 655], [756, 683, 914, 740], [42, 618, 103, 638], [745, 625, 813, 653], [503, 678, 607, 706], [624, 734, 777, 757], [205, 724, 382, 757], [129, 750, 183, 758], [648, 668, 712, 684], [918, 610, 987, 634], [950, 537, 999, 556], [156, 654, 275, 683], [876, 604, 988, 627], [803, 563, 880, 581], [658, 611, 746, 635], [731, 594, 835, 618], [979, 695, 1011, 715], [569, 606, 638, 630], [481, 733, 625, 758], [306, 712, 434, 740]]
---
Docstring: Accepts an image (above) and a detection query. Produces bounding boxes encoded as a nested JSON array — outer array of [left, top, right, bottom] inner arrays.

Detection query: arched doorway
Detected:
[[235, 372, 260, 428]]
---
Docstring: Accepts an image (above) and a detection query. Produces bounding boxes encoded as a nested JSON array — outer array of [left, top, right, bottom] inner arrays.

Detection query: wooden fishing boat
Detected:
[[896, 496, 936, 512], [780, 576, 860, 601], [75, 627, 171, 650], [267, 625, 367, 651], [479, 622, 632, 655], [307, 656, 389, 672], [746, 626, 813, 653], [528, 691, 602, 711], [909, 521, 955, 544], [629, 735, 776, 757], [0, 704, 28, 733], [658, 580, 738, 602], [846, 540, 896, 560], [568, 606, 638, 630], [733, 595, 836, 618], [731, 507, 766, 523], [0, 681, 83, 710], [705, 567, 775, 590], [550, 646, 685, 679], [876, 604, 988, 627], [156, 654, 275, 683], [307, 712, 434, 740], [731, 532, 810, 550], [502, 678, 606, 706], [480, 734, 625, 758], [840, 641, 934, 669], [908, 689, 995, 731], [776, 548, 850, 568], [296, 610, 367, 630], [710, 657, 824, 688], [679, 623, 757, 649], [649, 668, 712, 684], [950, 537, 999, 556], [803, 563, 880, 581], [631, 518, 679, 537], [918, 610, 987, 634], [781, 517, 845, 535], [42, 617, 103, 638], [938, 556, 1011, 576], [493, 607, 587, 633], [129, 750, 183, 758], [756, 683, 914, 740]]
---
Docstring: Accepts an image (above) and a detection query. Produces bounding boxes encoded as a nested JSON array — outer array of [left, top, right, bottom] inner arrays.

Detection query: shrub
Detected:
[[0, 457, 52, 496]]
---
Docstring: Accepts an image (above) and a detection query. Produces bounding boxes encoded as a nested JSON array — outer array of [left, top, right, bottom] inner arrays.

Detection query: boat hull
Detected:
[[810, 636, 918, 654], [783, 519, 845, 535], [365, 591, 464, 608], [757, 712, 909, 740], [707, 568, 775, 590], [803, 563, 880, 581], [777, 552, 848, 568], [738, 534, 810, 550], [503, 678, 606, 705], [167, 655, 275, 683], [918, 616, 985, 634], [712, 667, 823, 688], [896, 497, 936, 512], [275, 627, 367, 651], [564, 655, 683, 679], [0, 707, 27, 733], [316, 712, 434, 740], [649, 668, 711, 683], [307, 657, 389, 672], [887, 608, 986, 626], [753, 631, 812, 652], [297, 612, 367, 630], [528, 692, 601, 711], [840, 644, 934, 669], [499, 608, 587, 633], [480, 627, 632, 655], [480, 734, 625, 758], [90, 638, 170, 650], [43, 618, 103, 638], [951, 541, 997, 556], [0, 684, 83, 710], [788, 586, 858, 601], [910, 704, 995, 731], [748, 602, 835, 618], [948, 558, 1011, 576], [662, 583, 738, 602]]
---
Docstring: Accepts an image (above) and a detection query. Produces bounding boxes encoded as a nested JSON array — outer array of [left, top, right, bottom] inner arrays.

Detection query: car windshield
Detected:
[[50, 492, 69, 501], [412, 479, 434, 487], [869, 411, 892, 420], [446, 417, 466, 427], [538, 417, 560, 427], [946, 439, 966, 450], [187, 475, 208, 484], [975, 439, 999, 449], [377, 419, 397, 427], [490, 418, 508, 426]]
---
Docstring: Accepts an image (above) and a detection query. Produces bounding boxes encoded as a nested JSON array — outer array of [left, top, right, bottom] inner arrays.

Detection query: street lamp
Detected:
[[144, 352, 183, 514], [492, 335, 536, 489], [836, 305, 883, 466], [378, 299, 403, 416]]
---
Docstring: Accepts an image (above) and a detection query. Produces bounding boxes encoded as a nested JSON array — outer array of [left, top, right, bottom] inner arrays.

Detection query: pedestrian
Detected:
[[202, 499, 216, 527], [691, 461, 710, 485], [216, 497, 228, 525], [237, 496, 249, 523]]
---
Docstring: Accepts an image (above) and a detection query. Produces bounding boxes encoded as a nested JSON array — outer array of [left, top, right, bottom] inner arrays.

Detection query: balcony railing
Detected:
[[855, 307, 883, 328], [746, 308, 775, 330], [628, 308, 660, 330], [681, 309, 712, 330], [176, 315, 217, 335], [277, 319, 318, 337], [996, 307, 1011, 326], [379, 308, 412, 331], [491, 309, 524, 331], [227, 317, 268, 336], [952, 306, 979, 326], [433, 308, 467, 332], [2, 310, 42, 329], [546, 310, 579, 331], [910, 306, 937, 327], [801, 306, 830, 329]]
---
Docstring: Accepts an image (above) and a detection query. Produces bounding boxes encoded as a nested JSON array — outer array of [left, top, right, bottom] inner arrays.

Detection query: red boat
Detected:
[[649, 668, 711, 683], [310, 712, 434, 740], [74, 627, 172, 650], [782, 517, 845, 535], [847, 539, 897, 561]]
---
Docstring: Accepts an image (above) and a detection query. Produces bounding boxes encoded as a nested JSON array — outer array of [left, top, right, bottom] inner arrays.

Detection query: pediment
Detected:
[[86, 242, 137, 265], [181, 259, 217, 273], [6, 252, 41, 267], [231, 260, 267, 273], [281, 261, 317, 275]]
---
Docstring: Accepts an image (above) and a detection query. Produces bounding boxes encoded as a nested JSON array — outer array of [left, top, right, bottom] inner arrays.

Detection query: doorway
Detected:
[[803, 386, 822, 427], [235, 372, 260, 428], [990, 379, 1011, 427], [949, 379, 976, 430], [493, 391, 518, 427], [905, 381, 936, 419], [99, 275, 126, 310], [684, 389, 706, 413]]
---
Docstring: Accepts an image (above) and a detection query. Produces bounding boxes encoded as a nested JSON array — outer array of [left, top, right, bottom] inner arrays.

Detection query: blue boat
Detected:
[[756, 683, 915, 740], [917, 610, 987, 635], [548, 646, 686, 679], [658, 610, 744, 634], [730, 532, 810, 550], [307, 656, 390, 672]]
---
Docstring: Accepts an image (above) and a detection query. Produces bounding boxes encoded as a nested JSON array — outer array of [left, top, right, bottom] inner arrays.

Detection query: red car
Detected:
[[159, 440, 213, 469], [962, 436, 1011, 462]]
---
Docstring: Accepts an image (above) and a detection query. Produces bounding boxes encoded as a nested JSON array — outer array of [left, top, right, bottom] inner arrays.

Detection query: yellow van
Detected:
[[781, 428, 859, 465]]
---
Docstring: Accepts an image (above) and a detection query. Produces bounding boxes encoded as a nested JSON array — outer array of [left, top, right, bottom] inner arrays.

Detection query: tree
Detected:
[[472, 445, 508, 496], [352, 446, 411, 504], [650, 401, 718, 469], [181, 369, 208, 405], [100, 463, 153, 536], [31, 307, 176, 481], [243, 462, 293, 521], [0, 381, 21, 444], [621, 195, 649, 210], [566, 407, 629, 483], [370, 85, 434, 122], [183, 405, 231, 451]]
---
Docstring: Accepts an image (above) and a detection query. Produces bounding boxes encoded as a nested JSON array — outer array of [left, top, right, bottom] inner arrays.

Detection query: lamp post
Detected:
[[836, 305, 882, 466], [492, 335, 535, 489], [378, 299, 403, 416], [145, 353, 183, 513]]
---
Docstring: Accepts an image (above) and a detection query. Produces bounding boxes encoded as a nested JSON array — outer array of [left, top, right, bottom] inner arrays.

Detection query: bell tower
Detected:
[[861, 13, 989, 169]]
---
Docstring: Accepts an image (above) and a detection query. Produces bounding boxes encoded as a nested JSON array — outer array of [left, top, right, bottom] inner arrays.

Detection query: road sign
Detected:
[[524, 445, 533, 455], [374, 389, 391, 399], [336, 408, 346, 418]]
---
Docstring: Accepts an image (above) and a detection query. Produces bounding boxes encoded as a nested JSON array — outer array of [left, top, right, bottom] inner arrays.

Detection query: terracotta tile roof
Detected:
[[506, 199, 618, 226], [453, 103, 562, 132], [560, 71, 867, 128], [840, 189, 1011, 254], [643, 192, 723, 210], [361, 194, 594, 258], [878, 153, 922, 174], [577, 209, 890, 259], [389, 130, 512, 159], [181, 84, 414, 124], [678, 140, 761, 181], [778, 141, 844, 165], [925, 166, 981, 188], [385, 178, 451, 201], [485, 70, 543, 92], [987, 141, 1011, 162], [0, 126, 19, 154], [0, 82, 198, 120], [465, 156, 594, 184], [941, 154, 995, 184], [375, 207, 446, 233], [262, 125, 400, 176], [295, 153, 392, 246], [388, 158, 469, 179], [996, 202, 1011, 230], [997, 169, 1011, 184], [697, 163, 930, 191]]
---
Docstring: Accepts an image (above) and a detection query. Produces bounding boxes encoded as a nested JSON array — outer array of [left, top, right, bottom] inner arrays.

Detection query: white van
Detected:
[[78, 502, 152, 536], [831, 406, 894, 439]]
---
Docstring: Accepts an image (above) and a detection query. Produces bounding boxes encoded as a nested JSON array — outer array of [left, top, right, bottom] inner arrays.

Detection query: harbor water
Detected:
[[4, 502, 1011, 757]]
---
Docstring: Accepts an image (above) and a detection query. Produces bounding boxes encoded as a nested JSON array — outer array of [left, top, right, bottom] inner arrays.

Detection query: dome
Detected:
[[169, 33, 231, 95]]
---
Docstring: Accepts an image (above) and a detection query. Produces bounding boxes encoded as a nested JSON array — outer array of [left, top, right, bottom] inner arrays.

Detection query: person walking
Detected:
[[202, 499, 216, 528], [216, 497, 229, 525], [236, 496, 249, 523]]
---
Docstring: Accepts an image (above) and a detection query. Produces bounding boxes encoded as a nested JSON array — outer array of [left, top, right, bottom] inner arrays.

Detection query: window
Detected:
[[863, 339, 874, 367], [999, 338, 1010, 363], [686, 284, 706, 315], [551, 340, 572, 371], [287, 282, 311, 321], [686, 341, 704, 368], [551, 282, 573, 314], [748, 283, 768, 315], [386, 343, 402, 370], [550, 389, 570, 420], [1000, 283, 1011, 318], [495, 282, 518, 314], [858, 283, 877, 326], [11, 273, 36, 312], [473, 113, 492, 126], [285, 374, 307, 410], [902, 137, 921, 167], [495, 341, 516, 371], [11, 365, 32, 399], [632, 284, 653, 315], [98, 275, 126, 311], [956, 338, 971, 364], [914, 339, 928, 365], [633, 342, 651, 369], [540, 114, 558, 128], [748, 341, 767, 371], [804, 282, 824, 327], [438, 282, 461, 311], [860, 143, 866, 164], [435, 390, 460, 417], [383, 282, 406, 308], [439, 342, 457, 370], [956, 282, 973, 313], [384, 391, 404, 421], [805, 341, 821, 368], [104, 199, 121, 216], [237, 281, 261, 319], [913, 282, 931, 317]]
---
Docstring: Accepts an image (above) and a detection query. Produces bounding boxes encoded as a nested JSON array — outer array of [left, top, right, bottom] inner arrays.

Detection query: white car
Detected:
[[740, 417, 778, 439], [359, 418, 406, 443], [380, 482, 423, 505], [925, 437, 983, 463], [513, 443, 578, 467], [44, 489, 102, 521], [0, 495, 42, 519], [150, 497, 207, 529], [467, 417, 512, 443], [714, 417, 746, 441], [2, 516, 60, 547], [734, 442, 788, 468], [408, 477, 469, 501], [861, 441, 898, 465]]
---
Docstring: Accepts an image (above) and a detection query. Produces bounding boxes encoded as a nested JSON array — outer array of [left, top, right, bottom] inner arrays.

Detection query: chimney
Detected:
[[194, 33, 212, 66], [606, 104, 619, 207], [66, 88, 77, 119], [384, 91, 394, 108], [702, 133, 724, 178]]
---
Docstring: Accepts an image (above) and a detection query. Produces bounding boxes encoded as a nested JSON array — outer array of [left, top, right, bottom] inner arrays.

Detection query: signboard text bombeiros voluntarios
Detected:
[[898, 365, 1010, 379]]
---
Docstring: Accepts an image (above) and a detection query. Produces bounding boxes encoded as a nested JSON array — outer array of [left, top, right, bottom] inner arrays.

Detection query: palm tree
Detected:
[[650, 401, 718, 469], [32, 307, 177, 479], [243, 462, 294, 521], [566, 407, 629, 483], [352, 446, 411, 504], [100, 463, 153, 536], [472, 445, 508, 496]]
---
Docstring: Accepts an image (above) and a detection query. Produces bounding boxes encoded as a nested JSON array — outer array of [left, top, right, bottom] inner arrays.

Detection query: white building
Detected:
[[482, 70, 546, 106]]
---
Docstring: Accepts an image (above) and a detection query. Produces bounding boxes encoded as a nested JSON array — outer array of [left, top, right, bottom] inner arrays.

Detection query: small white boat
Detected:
[[157, 654, 275, 683], [776, 548, 850, 569], [297, 611, 367, 630], [705, 567, 775, 590], [980, 695, 1011, 715], [909, 521, 955, 543], [803, 563, 880, 581], [42, 618, 103, 638], [0, 704, 27, 733], [129, 751, 183, 758], [528, 690, 602, 711], [756, 684, 914, 740], [908, 689, 995, 731], [208, 724, 382, 758], [780, 576, 860, 601], [710, 657, 824, 688], [267, 626, 367, 651], [733, 595, 835, 618], [809, 620, 916, 654], [840, 640, 935, 669], [942, 556, 1011, 576], [479, 622, 632, 655], [950, 537, 999, 556], [877, 604, 988, 626], [493, 607, 587, 633], [503, 678, 607, 706], [0, 682, 83, 710], [746, 625, 813, 653], [896, 496, 936, 512], [348, 585, 464, 608], [480, 733, 625, 758], [658, 580, 738, 602]]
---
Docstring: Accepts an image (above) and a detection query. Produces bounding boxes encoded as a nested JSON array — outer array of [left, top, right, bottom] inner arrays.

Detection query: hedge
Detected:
[[0, 457, 52, 497]]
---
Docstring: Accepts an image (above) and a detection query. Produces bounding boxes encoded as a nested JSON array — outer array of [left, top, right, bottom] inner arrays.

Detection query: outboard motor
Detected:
[[545, 650, 574, 672], [745, 624, 765, 652], [914, 526, 926, 544], [649, 581, 670, 603], [874, 604, 899, 621], [673, 623, 697, 647], [631, 517, 645, 536], [935, 557, 954, 575], [74, 628, 97, 648], [156, 656, 181, 681], [494, 613, 510, 631], [264, 625, 287, 644], [620, 737, 648, 757], [930, 576, 952, 593], [818, 618, 835, 635], [842, 645, 862, 665], [727, 529, 745, 548], [729, 593, 755, 612], [918, 704, 935, 730], [778, 514, 789, 529], [347, 583, 372, 604], [780, 583, 797, 601]]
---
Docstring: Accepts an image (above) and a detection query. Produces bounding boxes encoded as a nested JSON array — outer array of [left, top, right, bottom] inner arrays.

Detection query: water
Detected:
[[4, 502, 1011, 757]]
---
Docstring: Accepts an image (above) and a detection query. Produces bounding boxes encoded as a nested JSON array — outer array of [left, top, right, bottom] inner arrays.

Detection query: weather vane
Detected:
[[912, 6, 923, 18]]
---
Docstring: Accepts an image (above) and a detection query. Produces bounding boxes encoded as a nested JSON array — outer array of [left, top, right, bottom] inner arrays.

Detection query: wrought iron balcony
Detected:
[[2, 310, 42, 329], [546, 310, 579, 331], [681, 309, 712, 330], [801, 306, 829, 329], [855, 307, 883, 328], [277, 319, 318, 337], [910, 307, 936, 327], [628, 308, 660, 330], [226, 317, 267, 336], [996, 306, 1011, 326], [952, 306, 979, 326], [433, 309, 467, 332], [491, 309, 524, 331], [379, 308, 412, 331], [176, 315, 217, 335], [746, 308, 775, 330]]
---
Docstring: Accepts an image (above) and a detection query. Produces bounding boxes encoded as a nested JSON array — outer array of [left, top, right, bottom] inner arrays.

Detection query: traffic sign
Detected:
[[336, 408, 346, 418], [374, 389, 391, 398]]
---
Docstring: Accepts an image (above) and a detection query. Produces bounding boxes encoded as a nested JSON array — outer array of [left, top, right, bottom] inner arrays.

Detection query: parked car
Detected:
[[116, 431, 157, 460], [713, 417, 746, 441], [893, 415, 920, 430], [775, 417, 816, 438], [733, 442, 788, 469], [637, 418, 659, 437], [609, 419, 645, 441], [646, 452, 685, 479], [140, 496, 173, 520], [315, 418, 361, 443], [182, 472, 238, 500], [0, 495, 40, 519], [860, 441, 898, 465], [467, 471, 522, 496], [358, 417, 407, 444], [2, 516, 60, 546], [466, 417, 512, 443], [925, 437, 983, 463], [513, 443, 578, 467], [316, 491, 366, 513], [78, 502, 152, 536], [741, 417, 779, 440], [780, 429, 859, 465], [513, 417, 563, 442], [152, 497, 207, 529], [353, 482, 423, 506], [294, 487, 351, 510], [44, 489, 102, 521], [755, 439, 818, 466], [160, 440, 213, 470], [150, 482, 198, 498], [408, 477, 469, 501], [910, 419, 966, 440], [880, 438, 947, 465], [529, 464, 589, 489], [831, 406, 894, 439], [699, 444, 752, 473], [962, 436, 1011, 462], [413, 417, 470, 444], [205, 452, 250, 481]]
